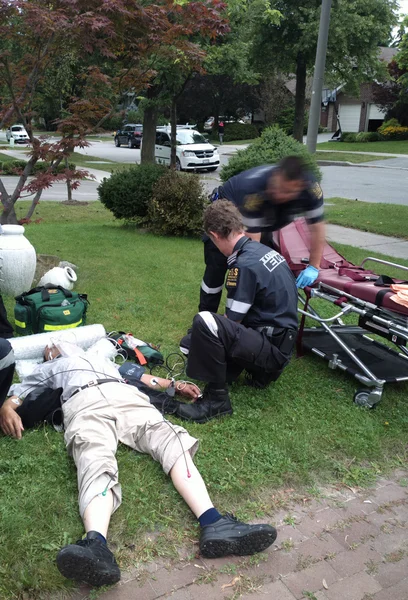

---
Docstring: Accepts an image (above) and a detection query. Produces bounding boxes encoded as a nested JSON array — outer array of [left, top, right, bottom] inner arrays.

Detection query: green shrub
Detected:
[[98, 163, 166, 220], [275, 103, 308, 136], [355, 132, 379, 143], [378, 126, 408, 141], [223, 123, 259, 142], [220, 125, 321, 182], [340, 132, 358, 142], [100, 113, 124, 131], [0, 160, 76, 175], [378, 118, 400, 132], [147, 171, 207, 236]]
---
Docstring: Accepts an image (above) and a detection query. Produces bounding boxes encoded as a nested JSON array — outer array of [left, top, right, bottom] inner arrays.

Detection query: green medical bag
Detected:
[[14, 285, 88, 335]]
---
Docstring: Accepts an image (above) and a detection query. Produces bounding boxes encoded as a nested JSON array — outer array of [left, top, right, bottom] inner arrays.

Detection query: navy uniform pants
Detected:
[[0, 338, 15, 406], [186, 312, 295, 388]]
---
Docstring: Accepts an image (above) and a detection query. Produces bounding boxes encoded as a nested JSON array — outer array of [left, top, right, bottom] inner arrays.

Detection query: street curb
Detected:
[[317, 160, 408, 171]]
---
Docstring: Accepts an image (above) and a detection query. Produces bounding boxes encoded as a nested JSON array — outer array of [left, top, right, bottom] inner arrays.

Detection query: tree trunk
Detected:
[[293, 54, 307, 142], [65, 157, 72, 201], [170, 98, 177, 169], [141, 104, 158, 164], [0, 202, 18, 225]]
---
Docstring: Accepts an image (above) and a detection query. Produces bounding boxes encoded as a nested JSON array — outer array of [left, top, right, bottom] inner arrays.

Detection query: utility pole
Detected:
[[306, 0, 332, 153]]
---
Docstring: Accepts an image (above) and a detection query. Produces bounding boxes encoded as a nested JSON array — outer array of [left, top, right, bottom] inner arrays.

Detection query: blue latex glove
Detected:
[[296, 265, 319, 289]]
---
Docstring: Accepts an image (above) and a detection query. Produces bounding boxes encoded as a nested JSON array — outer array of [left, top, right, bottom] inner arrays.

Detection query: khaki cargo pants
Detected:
[[62, 382, 199, 517]]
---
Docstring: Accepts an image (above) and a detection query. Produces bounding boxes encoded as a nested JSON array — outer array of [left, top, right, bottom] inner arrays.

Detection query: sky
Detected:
[[398, 0, 408, 17]]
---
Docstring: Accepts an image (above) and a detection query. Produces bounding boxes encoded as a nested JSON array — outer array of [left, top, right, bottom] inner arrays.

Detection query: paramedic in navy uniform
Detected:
[[177, 200, 298, 424], [199, 155, 325, 313]]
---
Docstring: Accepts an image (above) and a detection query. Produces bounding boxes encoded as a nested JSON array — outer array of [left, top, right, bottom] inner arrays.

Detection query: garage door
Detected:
[[338, 104, 361, 132], [368, 104, 386, 120]]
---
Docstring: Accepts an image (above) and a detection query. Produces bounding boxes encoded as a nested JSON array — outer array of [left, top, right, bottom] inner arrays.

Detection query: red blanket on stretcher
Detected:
[[273, 218, 408, 317]]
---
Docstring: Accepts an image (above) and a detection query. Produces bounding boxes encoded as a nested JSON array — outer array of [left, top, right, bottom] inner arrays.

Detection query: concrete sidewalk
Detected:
[[70, 469, 408, 600], [326, 225, 408, 261]]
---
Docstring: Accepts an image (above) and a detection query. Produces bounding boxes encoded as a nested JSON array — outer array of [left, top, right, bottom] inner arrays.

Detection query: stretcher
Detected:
[[273, 219, 408, 408]]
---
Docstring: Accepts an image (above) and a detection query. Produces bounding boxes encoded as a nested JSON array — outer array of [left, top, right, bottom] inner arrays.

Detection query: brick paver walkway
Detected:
[[74, 470, 408, 600]]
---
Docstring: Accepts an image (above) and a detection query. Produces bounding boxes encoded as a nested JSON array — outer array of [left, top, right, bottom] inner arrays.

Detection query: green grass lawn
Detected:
[[1, 202, 407, 598], [325, 197, 408, 239], [317, 140, 408, 154], [316, 151, 390, 163], [70, 151, 133, 173], [0, 151, 20, 163]]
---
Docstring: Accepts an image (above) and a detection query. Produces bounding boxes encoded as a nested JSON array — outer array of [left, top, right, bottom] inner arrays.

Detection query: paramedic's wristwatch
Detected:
[[10, 397, 22, 406]]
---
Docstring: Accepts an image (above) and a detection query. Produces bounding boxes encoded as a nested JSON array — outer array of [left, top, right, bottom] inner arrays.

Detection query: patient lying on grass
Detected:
[[0, 342, 277, 588]]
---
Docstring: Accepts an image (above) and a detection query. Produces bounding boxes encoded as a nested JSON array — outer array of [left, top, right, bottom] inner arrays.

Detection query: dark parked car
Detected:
[[114, 124, 143, 148]]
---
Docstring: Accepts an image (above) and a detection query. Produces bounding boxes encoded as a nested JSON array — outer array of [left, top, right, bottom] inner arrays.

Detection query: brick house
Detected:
[[321, 47, 398, 133]]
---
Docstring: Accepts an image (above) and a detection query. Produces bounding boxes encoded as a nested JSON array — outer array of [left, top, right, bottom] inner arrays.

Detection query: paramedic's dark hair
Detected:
[[203, 200, 244, 238], [278, 156, 307, 181]]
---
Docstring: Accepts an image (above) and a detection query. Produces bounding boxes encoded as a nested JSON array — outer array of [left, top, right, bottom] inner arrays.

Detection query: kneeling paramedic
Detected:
[[179, 200, 298, 423], [0, 341, 277, 588]]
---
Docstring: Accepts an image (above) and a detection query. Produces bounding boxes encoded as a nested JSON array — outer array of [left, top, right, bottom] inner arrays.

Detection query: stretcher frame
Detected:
[[297, 256, 408, 408]]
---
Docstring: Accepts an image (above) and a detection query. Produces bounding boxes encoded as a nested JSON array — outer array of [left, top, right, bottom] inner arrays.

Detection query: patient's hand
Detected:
[[176, 382, 201, 401], [0, 398, 24, 439]]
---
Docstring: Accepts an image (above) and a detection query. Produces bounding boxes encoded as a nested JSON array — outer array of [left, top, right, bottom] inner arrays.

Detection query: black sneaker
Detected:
[[179, 329, 192, 355], [175, 387, 232, 424], [56, 534, 121, 587], [200, 514, 277, 558]]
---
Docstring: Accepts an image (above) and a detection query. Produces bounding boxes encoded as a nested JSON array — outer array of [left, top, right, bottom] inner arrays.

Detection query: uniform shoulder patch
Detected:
[[226, 267, 240, 288], [243, 193, 263, 211], [309, 182, 323, 201]]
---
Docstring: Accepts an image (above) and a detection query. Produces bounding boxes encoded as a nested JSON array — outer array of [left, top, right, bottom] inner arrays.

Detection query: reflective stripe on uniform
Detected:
[[198, 311, 219, 338], [226, 298, 251, 315], [201, 280, 224, 294], [304, 206, 324, 220], [0, 347, 14, 369]]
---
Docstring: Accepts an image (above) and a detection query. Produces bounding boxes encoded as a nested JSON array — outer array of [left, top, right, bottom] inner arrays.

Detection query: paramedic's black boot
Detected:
[[200, 514, 277, 558], [175, 384, 232, 423], [179, 328, 192, 355], [56, 532, 121, 587]]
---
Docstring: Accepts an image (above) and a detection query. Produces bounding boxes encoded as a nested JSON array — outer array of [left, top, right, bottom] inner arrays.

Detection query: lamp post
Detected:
[[306, 0, 332, 153]]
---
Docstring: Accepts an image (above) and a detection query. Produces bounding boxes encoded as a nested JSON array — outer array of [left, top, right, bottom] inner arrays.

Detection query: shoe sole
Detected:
[[200, 528, 277, 558], [57, 549, 121, 587], [178, 408, 233, 424], [179, 346, 189, 355]]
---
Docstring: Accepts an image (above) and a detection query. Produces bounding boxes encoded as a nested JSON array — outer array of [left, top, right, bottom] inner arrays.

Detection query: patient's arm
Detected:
[[140, 374, 201, 400], [0, 396, 24, 439]]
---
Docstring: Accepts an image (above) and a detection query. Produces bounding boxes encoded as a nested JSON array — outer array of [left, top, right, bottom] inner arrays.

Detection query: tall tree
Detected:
[[0, 0, 223, 222], [139, 0, 228, 166], [251, 0, 398, 141]]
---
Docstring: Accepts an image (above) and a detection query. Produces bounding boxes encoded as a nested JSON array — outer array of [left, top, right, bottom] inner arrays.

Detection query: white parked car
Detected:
[[6, 124, 30, 143], [154, 128, 219, 172]]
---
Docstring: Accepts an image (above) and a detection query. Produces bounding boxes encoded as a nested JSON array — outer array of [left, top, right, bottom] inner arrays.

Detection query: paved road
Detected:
[[2, 136, 408, 204], [321, 164, 408, 204]]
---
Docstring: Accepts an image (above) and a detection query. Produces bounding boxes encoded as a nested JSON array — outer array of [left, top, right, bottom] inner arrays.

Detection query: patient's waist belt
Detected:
[[70, 378, 124, 399]]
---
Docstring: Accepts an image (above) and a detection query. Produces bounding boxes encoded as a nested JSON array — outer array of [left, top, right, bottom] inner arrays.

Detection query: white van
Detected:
[[6, 124, 30, 144], [155, 128, 219, 172]]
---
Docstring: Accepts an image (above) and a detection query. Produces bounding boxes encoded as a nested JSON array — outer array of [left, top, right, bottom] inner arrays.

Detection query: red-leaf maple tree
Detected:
[[0, 0, 227, 224]]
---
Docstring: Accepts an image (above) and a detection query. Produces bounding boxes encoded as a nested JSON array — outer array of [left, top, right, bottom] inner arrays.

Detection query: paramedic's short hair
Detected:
[[278, 156, 307, 181], [203, 200, 244, 238]]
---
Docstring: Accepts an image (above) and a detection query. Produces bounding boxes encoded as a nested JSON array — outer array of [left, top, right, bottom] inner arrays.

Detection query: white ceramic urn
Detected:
[[0, 225, 37, 296]]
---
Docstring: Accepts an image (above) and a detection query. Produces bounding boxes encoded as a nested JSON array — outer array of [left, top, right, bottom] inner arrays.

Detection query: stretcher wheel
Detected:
[[353, 389, 377, 409]]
